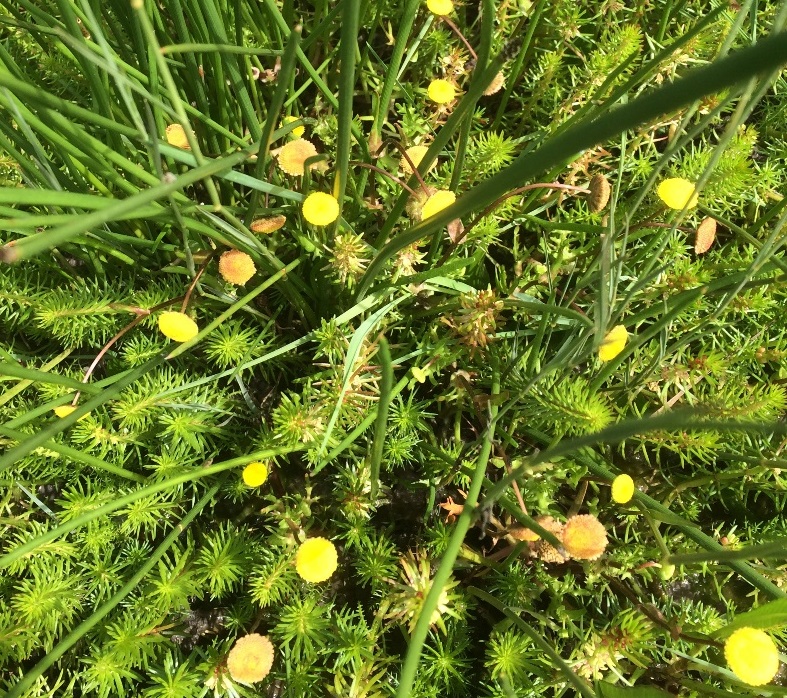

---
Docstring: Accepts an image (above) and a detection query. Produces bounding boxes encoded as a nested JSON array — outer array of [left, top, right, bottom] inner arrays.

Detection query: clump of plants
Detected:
[[2, 0, 787, 697]]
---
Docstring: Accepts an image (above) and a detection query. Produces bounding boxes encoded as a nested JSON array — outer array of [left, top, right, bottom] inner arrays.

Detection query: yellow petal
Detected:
[[657, 178, 698, 210], [421, 190, 456, 220], [427, 79, 456, 104], [725, 627, 780, 686], [281, 115, 305, 138], [242, 461, 269, 487], [165, 124, 192, 149], [412, 366, 428, 383], [158, 311, 199, 342], [611, 474, 635, 504], [295, 537, 338, 583], [599, 324, 628, 362], [426, 0, 454, 15], [302, 192, 340, 226]]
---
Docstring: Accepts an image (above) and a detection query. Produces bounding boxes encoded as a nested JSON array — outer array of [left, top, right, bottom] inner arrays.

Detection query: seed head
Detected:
[[219, 249, 256, 285], [226, 634, 275, 684], [165, 124, 191, 149], [695, 216, 717, 254], [250, 215, 287, 234], [588, 174, 611, 212], [276, 138, 319, 176], [562, 514, 608, 560], [483, 71, 506, 96]]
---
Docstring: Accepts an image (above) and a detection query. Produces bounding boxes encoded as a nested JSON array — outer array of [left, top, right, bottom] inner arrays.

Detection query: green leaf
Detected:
[[713, 598, 787, 639], [596, 683, 674, 698]]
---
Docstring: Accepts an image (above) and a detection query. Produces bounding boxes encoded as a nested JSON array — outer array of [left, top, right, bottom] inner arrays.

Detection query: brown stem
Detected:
[[441, 182, 591, 262], [394, 144, 431, 196], [441, 16, 478, 61], [181, 252, 214, 312], [73, 296, 187, 404], [350, 161, 421, 198]]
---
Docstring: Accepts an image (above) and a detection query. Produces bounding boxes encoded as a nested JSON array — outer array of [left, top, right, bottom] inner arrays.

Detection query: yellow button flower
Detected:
[[657, 177, 698, 210], [53, 405, 90, 420], [611, 474, 635, 504], [226, 633, 275, 684], [400, 145, 436, 176], [242, 461, 269, 487], [427, 0, 454, 15], [302, 192, 340, 226], [422, 190, 456, 220], [427, 79, 456, 104], [599, 325, 628, 362], [158, 311, 199, 342], [724, 627, 780, 686], [165, 124, 192, 150], [295, 537, 338, 583], [219, 249, 256, 285], [282, 115, 305, 138]]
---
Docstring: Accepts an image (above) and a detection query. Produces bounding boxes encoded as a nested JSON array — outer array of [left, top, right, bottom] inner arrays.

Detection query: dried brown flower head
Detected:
[[226, 633, 274, 684], [219, 250, 256, 285], [562, 514, 608, 560], [588, 174, 611, 212], [529, 516, 568, 563], [250, 215, 286, 234]]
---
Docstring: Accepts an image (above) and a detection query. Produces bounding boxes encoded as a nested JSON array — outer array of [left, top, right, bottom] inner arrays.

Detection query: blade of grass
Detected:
[[395, 361, 499, 698], [245, 23, 301, 226], [357, 29, 787, 299], [333, 0, 360, 214], [369, 336, 392, 500], [0, 147, 253, 262]]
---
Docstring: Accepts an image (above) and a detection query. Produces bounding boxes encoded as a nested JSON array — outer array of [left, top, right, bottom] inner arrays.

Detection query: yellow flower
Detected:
[[295, 537, 338, 583], [427, 79, 456, 104], [242, 461, 269, 487], [421, 190, 456, 220], [165, 124, 191, 149], [158, 311, 199, 342], [226, 633, 275, 684], [562, 514, 608, 560], [399, 145, 436, 176], [302, 192, 340, 226], [427, 0, 453, 15], [250, 215, 286, 234], [53, 405, 89, 420], [282, 115, 305, 138], [611, 474, 635, 504], [724, 627, 780, 686], [599, 324, 628, 362], [219, 249, 256, 285], [276, 138, 318, 176], [657, 177, 698, 210]]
